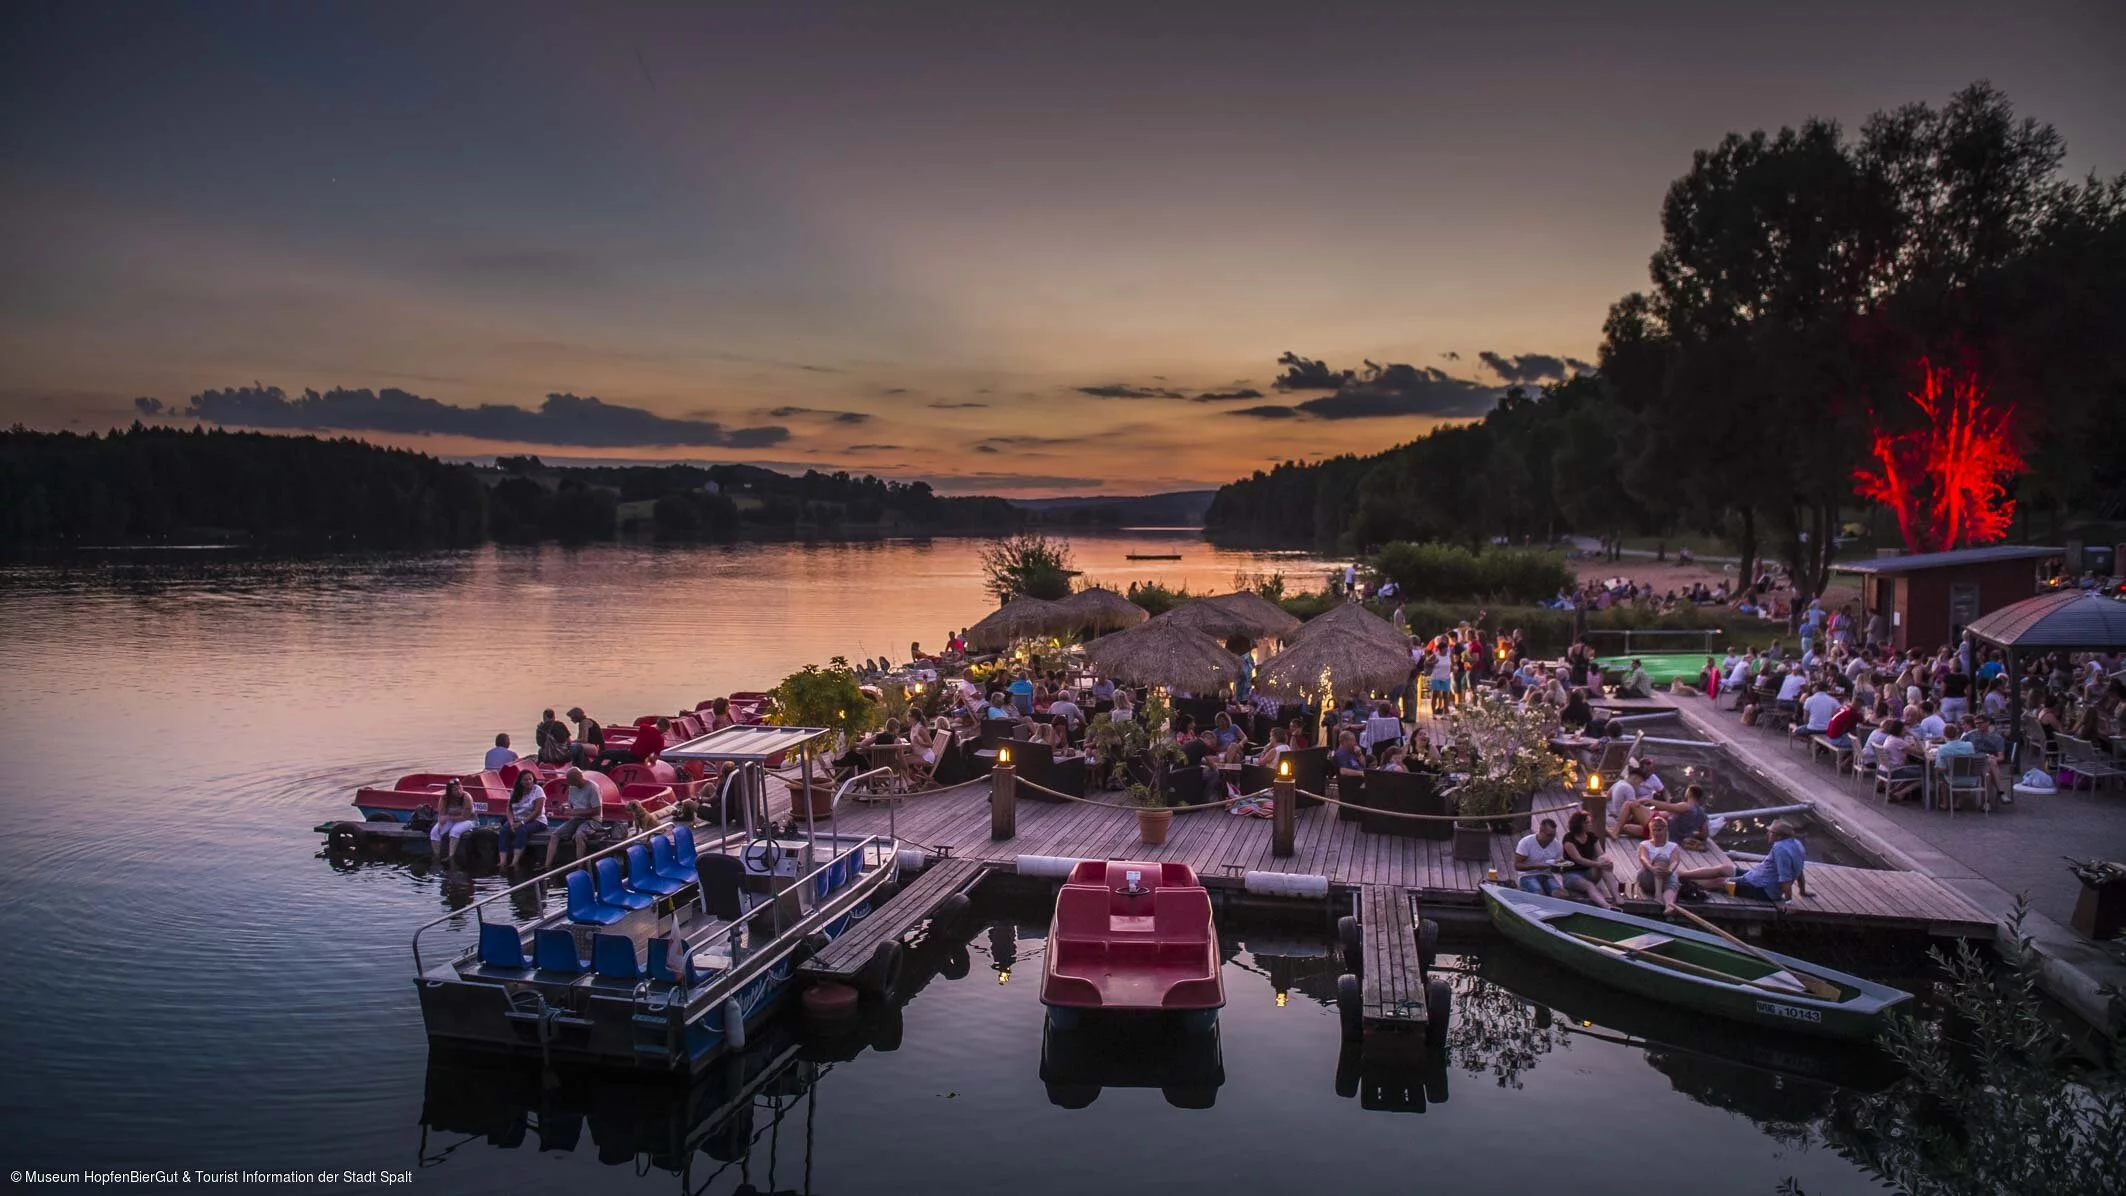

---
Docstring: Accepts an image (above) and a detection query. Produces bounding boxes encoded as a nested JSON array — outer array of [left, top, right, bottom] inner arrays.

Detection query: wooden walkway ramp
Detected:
[[789, 781, 1994, 937], [1358, 885, 1431, 1043], [799, 856, 985, 986]]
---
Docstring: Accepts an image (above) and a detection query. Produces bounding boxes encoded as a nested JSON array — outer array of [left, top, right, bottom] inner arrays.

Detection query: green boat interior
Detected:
[[1539, 910, 1862, 1003]]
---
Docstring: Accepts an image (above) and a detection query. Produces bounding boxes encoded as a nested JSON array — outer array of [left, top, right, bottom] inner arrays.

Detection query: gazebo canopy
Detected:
[[964, 597, 1073, 650], [1201, 591, 1303, 640], [1255, 629, 1416, 699], [1055, 586, 1149, 633], [1286, 601, 1408, 650], [1965, 589, 2126, 651], [1081, 619, 1244, 691]]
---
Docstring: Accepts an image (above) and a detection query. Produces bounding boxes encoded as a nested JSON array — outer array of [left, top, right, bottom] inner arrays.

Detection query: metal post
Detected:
[[1272, 772, 1295, 857], [801, 747, 816, 871], [2004, 644, 2021, 771], [991, 759, 1017, 840]]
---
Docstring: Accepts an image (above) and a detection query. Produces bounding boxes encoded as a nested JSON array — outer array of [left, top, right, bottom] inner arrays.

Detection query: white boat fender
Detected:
[[895, 847, 928, 873], [1244, 871, 1329, 898], [1016, 854, 1089, 880], [724, 996, 747, 1050]]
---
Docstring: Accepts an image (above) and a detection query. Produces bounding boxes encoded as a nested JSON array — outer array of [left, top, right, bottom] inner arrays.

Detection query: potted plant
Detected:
[[768, 657, 877, 818], [2066, 858, 2126, 941], [1129, 783, 1173, 846], [1444, 698, 1569, 862]]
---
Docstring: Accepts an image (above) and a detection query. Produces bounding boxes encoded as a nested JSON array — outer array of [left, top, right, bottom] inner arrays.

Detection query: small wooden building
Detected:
[[1836, 546, 2063, 653]]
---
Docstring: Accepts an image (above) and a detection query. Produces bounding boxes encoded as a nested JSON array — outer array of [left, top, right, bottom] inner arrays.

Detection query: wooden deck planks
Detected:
[[800, 856, 984, 981], [815, 777, 1992, 935], [1359, 884, 1426, 1031]]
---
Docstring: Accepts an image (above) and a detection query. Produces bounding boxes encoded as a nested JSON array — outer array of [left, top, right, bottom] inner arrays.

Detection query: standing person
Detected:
[[1514, 818, 1567, 896], [429, 779, 478, 866], [547, 767, 603, 868], [484, 733, 518, 772], [498, 770, 546, 870]]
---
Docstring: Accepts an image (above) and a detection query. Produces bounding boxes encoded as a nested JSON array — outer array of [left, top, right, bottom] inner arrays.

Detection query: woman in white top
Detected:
[[909, 719, 937, 765], [1636, 815, 1684, 914], [499, 770, 546, 871], [1255, 727, 1290, 770]]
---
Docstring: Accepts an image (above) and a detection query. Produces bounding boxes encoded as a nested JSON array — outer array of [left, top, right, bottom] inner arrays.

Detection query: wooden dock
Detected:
[[799, 857, 986, 988], [1357, 885, 1432, 1044], [794, 779, 1996, 938]]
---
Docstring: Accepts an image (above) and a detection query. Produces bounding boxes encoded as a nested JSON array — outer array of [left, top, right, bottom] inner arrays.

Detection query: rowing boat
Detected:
[[1481, 884, 1910, 1041]]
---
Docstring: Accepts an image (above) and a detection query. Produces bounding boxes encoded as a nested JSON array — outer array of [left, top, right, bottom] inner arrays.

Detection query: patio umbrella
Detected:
[[964, 597, 1073, 651], [1202, 591, 1302, 640], [1255, 624, 1419, 699], [1286, 600, 1408, 650], [1056, 587, 1149, 633], [1081, 619, 1244, 691], [1159, 598, 1264, 642]]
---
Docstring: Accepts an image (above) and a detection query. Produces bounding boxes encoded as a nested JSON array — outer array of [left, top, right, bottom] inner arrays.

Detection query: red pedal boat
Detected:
[[1042, 860, 1224, 1027]]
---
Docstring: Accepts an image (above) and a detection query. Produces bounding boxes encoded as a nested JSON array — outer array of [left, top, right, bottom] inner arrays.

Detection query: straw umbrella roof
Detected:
[[964, 596, 1073, 650], [1081, 619, 1244, 691], [1156, 599, 1262, 642], [1202, 591, 1303, 640], [1286, 601, 1408, 650], [1255, 627, 1418, 699], [1056, 586, 1149, 633]]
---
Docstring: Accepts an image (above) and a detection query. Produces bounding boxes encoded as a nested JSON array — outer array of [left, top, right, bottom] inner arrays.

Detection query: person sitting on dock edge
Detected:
[[499, 769, 544, 870], [429, 778, 477, 866], [1514, 818, 1567, 897], [568, 707, 604, 766], [548, 767, 602, 868], [1683, 819, 1810, 908], [1636, 815, 1684, 915], [1559, 812, 1617, 907]]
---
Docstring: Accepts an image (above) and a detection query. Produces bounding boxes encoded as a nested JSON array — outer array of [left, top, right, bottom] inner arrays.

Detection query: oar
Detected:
[[1672, 906, 1841, 1000], [1564, 931, 1761, 988]]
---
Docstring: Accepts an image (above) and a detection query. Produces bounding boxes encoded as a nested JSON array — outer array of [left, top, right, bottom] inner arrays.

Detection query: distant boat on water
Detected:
[[1125, 553, 1182, 560]]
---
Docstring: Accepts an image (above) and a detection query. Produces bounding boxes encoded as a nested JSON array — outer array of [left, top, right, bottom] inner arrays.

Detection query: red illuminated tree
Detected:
[[1853, 359, 2023, 553]]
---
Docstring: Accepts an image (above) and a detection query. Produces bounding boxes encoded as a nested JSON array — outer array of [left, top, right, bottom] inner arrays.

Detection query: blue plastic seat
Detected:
[[650, 834, 693, 886], [594, 856, 656, 910], [534, 927, 589, 974], [625, 844, 685, 896], [478, 921, 531, 970], [671, 825, 700, 872], [565, 870, 627, 925], [591, 933, 643, 980]]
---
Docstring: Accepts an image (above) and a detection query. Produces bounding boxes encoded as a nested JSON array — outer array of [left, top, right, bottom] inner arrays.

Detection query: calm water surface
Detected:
[[2, 537, 1890, 1193]]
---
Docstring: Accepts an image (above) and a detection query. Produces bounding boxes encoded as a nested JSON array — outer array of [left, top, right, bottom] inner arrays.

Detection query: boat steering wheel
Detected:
[[743, 837, 778, 874]]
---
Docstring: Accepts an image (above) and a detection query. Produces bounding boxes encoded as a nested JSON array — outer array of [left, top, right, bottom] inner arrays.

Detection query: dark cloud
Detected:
[[182, 385, 790, 448], [1231, 405, 1302, 419], [1441, 351, 1461, 361], [924, 471, 1106, 492], [1272, 352, 1352, 391], [844, 443, 903, 452], [795, 364, 841, 373], [133, 396, 164, 415], [1477, 351, 1593, 385], [882, 387, 910, 395], [1075, 383, 1187, 399], [928, 400, 988, 409], [975, 434, 1084, 451], [767, 406, 871, 424], [974, 444, 1000, 453], [1192, 388, 1264, 402]]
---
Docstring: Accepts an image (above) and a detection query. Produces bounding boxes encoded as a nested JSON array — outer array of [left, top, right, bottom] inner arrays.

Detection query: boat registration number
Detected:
[[1755, 999, 1822, 1024]]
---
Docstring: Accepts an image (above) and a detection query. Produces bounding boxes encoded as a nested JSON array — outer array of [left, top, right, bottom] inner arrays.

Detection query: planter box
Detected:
[[2072, 879, 2126, 941], [1451, 824, 1495, 863]]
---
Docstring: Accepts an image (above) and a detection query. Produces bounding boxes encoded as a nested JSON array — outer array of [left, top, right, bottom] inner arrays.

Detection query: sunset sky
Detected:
[[4, 1, 2122, 495]]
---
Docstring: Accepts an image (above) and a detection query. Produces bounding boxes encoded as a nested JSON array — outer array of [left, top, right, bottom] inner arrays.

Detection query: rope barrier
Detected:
[[1006, 775, 1253, 812], [1293, 787, 1585, 824]]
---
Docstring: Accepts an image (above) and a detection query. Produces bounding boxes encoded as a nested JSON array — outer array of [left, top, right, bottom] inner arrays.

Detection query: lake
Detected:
[[0, 535, 1895, 1192]]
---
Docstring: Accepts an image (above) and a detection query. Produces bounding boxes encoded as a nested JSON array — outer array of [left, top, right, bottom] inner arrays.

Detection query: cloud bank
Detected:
[[173, 385, 791, 448]]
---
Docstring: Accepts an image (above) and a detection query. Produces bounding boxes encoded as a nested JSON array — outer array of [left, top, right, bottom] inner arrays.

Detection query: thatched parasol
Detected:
[[1286, 600, 1408, 650], [1081, 619, 1244, 691], [964, 597, 1073, 650], [1255, 625, 1418, 698], [1203, 591, 1302, 640], [1156, 599, 1259, 642], [1056, 586, 1149, 633]]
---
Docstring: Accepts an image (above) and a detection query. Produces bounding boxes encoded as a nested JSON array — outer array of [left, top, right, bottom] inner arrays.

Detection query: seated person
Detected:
[[1211, 711, 1244, 751], [1661, 784, 1712, 850], [1618, 659, 1653, 698], [1683, 819, 1810, 906], [1605, 764, 1657, 839], [1376, 744, 1408, 772], [1332, 729, 1367, 775], [983, 691, 1017, 721], [1800, 682, 1842, 735], [484, 732, 519, 772], [429, 778, 478, 864], [1635, 815, 1685, 914], [1964, 715, 2010, 803], [1558, 812, 1618, 907], [1873, 718, 1922, 800], [1514, 818, 1568, 897], [1255, 727, 1291, 770], [547, 767, 603, 868]]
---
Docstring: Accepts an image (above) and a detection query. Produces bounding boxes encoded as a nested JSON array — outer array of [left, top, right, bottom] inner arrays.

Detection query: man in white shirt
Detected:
[[1915, 700, 1947, 740], [1513, 818, 1566, 896], [1801, 684, 1842, 732], [484, 733, 518, 772], [1775, 666, 1807, 705], [1047, 695, 1084, 729]]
